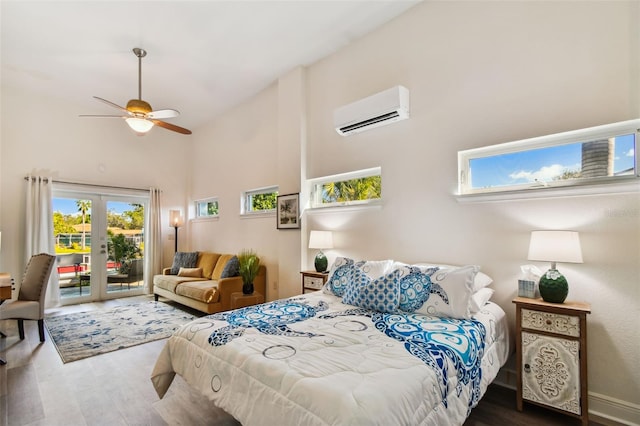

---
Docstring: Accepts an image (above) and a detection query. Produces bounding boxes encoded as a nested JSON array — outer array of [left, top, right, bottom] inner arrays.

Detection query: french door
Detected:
[[52, 188, 148, 305]]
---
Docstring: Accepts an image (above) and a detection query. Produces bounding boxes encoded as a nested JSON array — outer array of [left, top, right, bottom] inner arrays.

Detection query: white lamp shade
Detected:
[[528, 230, 583, 264], [309, 230, 334, 249], [125, 117, 154, 134], [169, 210, 184, 228]]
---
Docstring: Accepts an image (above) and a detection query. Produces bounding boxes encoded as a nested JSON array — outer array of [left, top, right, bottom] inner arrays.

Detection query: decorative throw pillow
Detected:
[[170, 251, 199, 275], [396, 265, 437, 312], [415, 265, 478, 319], [177, 267, 203, 278], [220, 255, 240, 278], [342, 268, 401, 313], [323, 257, 355, 297], [324, 258, 394, 297], [410, 262, 493, 292]]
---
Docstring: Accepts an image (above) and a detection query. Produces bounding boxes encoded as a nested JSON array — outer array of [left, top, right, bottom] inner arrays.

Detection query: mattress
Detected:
[[151, 291, 510, 425]]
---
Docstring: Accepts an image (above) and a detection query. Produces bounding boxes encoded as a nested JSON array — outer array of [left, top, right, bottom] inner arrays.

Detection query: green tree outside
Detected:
[[252, 193, 277, 211], [322, 176, 381, 203]]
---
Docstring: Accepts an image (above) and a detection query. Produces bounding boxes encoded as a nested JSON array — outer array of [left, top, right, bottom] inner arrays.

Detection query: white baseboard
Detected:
[[588, 392, 640, 426]]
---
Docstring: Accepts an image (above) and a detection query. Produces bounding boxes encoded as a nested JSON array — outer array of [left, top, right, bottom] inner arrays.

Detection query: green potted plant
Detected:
[[238, 249, 260, 294]]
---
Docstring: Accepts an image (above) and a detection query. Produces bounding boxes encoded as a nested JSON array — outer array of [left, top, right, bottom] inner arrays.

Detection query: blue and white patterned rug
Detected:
[[45, 301, 196, 363]]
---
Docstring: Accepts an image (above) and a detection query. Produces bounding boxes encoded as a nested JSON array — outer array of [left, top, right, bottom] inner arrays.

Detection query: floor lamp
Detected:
[[169, 210, 183, 252]]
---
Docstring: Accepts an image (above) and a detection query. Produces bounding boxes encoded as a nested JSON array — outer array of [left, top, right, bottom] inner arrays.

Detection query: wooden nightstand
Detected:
[[300, 271, 328, 294], [513, 297, 591, 426], [231, 292, 265, 309]]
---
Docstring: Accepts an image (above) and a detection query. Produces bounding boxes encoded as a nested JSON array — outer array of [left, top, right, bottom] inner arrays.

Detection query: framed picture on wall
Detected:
[[277, 193, 300, 229]]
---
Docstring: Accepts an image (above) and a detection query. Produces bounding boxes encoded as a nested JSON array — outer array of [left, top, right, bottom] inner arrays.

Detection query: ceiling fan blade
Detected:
[[147, 109, 179, 119], [79, 114, 126, 118], [151, 119, 192, 135], [93, 96, 131, 115]]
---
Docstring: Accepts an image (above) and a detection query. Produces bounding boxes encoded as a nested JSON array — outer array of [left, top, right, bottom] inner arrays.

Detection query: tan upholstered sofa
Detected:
[[153, 252, 266, 314]]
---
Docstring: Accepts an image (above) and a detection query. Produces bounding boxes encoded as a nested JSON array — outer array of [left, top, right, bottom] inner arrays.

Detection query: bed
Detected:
[[151, 259, 511, 425]]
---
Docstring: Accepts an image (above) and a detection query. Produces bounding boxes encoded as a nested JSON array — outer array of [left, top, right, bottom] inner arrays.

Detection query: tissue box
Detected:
[[518, 279, 538, 298]]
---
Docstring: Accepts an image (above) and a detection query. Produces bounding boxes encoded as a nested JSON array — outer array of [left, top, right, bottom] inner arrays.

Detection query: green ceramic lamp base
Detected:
[[314, 251, 328, 273], [538, 269, 568, 303]]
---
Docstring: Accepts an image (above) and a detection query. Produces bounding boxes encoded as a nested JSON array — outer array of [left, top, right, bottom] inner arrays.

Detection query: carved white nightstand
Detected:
[[513, 297, 591, 426], [300, 271, 328, 294]]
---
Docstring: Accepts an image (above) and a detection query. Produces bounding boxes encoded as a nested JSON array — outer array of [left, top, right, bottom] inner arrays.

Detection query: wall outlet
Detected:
[[168, 234, 175, 240], [272, 280, 278, 290]]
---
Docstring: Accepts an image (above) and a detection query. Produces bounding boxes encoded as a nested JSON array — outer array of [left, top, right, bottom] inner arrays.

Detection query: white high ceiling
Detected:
[[1, 0, 419, 132]]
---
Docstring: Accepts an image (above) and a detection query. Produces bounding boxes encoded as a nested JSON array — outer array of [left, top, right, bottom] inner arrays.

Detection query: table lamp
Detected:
[[527, 230, 583, 303], [309, 230, 334, 273]]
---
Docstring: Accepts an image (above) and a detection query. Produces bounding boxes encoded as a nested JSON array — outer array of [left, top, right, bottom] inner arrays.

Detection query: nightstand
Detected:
[[513, 297, 591, 426], [300, 270, 328, 294], [231, 292, 265, 309]]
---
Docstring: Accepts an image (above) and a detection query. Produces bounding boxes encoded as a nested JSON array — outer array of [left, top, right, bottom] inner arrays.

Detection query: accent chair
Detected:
[[0, 253, 56, 342]]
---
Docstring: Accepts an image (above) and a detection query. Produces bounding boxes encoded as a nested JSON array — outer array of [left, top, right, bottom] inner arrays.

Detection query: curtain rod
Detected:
[[24, 176, 151, 193]]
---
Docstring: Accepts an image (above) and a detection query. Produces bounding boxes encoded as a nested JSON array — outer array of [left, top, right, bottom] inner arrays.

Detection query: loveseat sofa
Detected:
[[153, 251, 266, 314]]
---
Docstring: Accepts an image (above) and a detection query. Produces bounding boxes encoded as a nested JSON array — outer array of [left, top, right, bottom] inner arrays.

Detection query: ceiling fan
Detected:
[[80, 48, 192, 135]]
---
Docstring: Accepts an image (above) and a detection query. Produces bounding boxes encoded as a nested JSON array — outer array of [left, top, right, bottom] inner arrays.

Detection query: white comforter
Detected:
[[151, 291, 510, 426]]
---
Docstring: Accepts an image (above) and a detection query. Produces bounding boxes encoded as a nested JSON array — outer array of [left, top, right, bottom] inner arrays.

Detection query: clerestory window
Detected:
[[241, 186, 278, 215], [457, 119, 638, 199], [308, 167, 382, 209], [194, 197, 219, 219]]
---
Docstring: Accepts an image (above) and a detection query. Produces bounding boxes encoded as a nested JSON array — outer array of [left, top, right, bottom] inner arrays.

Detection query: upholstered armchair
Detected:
[[0, 253, 56, 342]]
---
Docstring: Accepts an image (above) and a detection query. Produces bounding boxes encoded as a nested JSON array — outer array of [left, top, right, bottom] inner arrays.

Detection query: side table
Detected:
[[513, 297, 591, 426], [0, 273, 14, 365], [231, 292, 265, 309], [301, 270, 328, 294]]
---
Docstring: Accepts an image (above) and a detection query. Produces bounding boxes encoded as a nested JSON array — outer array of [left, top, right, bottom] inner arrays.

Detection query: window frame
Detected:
[[241, 185, 279, 216], [307, 166, 382, 209], [457, 119, 640, 199], [193, 197, 220, 220]]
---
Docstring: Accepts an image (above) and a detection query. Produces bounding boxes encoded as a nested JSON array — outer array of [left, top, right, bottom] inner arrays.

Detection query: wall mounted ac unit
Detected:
[[334, 85, 410, 136]]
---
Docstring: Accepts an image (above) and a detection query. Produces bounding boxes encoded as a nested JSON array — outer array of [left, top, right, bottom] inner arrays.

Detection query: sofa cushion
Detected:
[[175, 281, 220, 304], [197, 252, 221, 279], [170, 251, 199, 275], [153, 274, 204, 293], [178, 267, 203, 278], [212, 254, 239, 280]]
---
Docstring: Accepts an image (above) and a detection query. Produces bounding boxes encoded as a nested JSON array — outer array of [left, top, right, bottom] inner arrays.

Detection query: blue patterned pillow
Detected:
[[324, 257, 355, 297], [342, 268, 401, 313], [170, 251, 199, 275], [397, 265, 437, 312], [220, 255, 240, 278]]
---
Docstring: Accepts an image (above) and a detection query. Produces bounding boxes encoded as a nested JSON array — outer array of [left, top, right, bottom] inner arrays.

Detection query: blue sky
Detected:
[[470, 134, 635, 189], [52, 199, 131, 216]]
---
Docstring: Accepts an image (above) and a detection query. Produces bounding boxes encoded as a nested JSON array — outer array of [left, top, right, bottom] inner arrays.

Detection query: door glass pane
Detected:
[[106, 201, 144, 294], [53, 197, 93, 300]]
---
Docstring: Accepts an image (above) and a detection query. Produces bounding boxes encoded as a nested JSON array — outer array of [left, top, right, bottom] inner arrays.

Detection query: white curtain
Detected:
[[25, 175, 59, 308], [144, 188, 163, 293]]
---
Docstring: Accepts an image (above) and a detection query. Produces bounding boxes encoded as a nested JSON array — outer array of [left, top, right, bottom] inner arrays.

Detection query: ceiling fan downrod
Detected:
[[133, 47, 147, 101]]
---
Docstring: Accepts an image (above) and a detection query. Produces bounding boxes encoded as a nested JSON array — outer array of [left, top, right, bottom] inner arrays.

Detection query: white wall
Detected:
[[1, 1, 638, 424], [0, 86, 192, 277], [302, 1, 639, 423], [188, 82, 283, 298]]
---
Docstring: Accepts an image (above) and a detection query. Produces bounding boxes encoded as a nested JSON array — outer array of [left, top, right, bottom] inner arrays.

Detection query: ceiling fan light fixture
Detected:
[[125, 117, 154, 134]]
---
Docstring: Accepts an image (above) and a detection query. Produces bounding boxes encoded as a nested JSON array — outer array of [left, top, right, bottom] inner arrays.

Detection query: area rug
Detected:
[[45, 301, 196, 363]]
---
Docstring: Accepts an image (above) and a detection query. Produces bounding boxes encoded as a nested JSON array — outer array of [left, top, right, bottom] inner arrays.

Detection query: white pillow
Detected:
[[415, 265, 478, 319], [470, 287, 495, 313], [409, 262, 493, 292]]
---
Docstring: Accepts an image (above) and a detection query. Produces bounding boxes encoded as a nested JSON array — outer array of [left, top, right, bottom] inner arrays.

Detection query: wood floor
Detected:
[[1, 295, 607, 426]]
